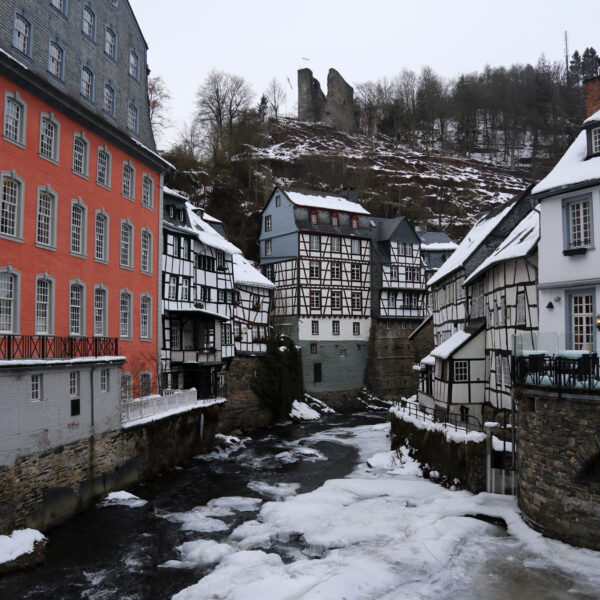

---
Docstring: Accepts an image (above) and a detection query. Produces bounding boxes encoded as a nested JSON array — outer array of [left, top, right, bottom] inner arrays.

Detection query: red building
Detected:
[[0, 0, 171, 398]]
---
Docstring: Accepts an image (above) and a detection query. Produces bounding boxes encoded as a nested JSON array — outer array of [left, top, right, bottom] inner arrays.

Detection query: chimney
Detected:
[[584, 75, 600, 119]]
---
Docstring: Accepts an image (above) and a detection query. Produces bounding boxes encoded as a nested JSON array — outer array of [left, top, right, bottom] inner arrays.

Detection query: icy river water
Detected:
[[2, 411, 600, 600]]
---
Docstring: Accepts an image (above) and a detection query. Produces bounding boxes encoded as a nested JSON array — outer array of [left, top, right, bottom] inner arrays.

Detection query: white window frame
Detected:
[[104, 26, 117, 59], [100, 368, 109, 392], [3, 91, 27, 147], [31, 374, 42, 402], [39, 113, 60, 163], [35, 185, 57, 249], [82, 5, 95, 39], [103, 82, 116, 117], [70, 198, 87, 257], [565, 196, 593, 250], [351, 291, 361, 311], [72, 132, 89, 178], [331, 290, 341, 310], [310, 260, 320, 279], [80, 66, 94, 101], [569, 291, 595, 351], [0, 267, 20, 334], [127, 101, 138, 133], [353, 321, 360, 336], [13, 13, 31, 56], [310, 290, 321, 310], [332, 320, 340, 336], [351, 238, 360, 254], [180, 277, 190, 301], [34, 273, 54, 335], [331, 236, 341, 253], [94, 209, 109, 263], [129, 48, 139, 79], [264, 239, 272, 256], [93, 285, 108, 337], [121, 161, 135, 200], [265, 214, 272, 231], [141, 174, 154, 209], [120, 220, 134, 269], [309, 234, 320, 251], [311, 320, 319, 335], [48, 40, 64, 80], [591, 127, 600, 155], [141, 228, 152, 274], [140, 294, 151, 340], [97, 146, 112, 188], [453, 360, 468, 383], [69, 280, 85, 336], [119, 289, 132, 339], [331, 261, 341, 279]]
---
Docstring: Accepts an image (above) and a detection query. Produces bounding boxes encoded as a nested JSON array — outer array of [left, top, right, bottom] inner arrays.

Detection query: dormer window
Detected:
[[591, 127, 600, 155], [310, 210, 318, 225], [351, 215, 359, 229], [331, 213, 339, 227]]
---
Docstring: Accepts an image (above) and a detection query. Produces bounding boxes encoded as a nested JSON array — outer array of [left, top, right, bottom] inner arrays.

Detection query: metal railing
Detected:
[[0, 335, 118, 360], [514, 353, 600, 391], [392, 399, 484, 432], [121, 388, 222, 423]]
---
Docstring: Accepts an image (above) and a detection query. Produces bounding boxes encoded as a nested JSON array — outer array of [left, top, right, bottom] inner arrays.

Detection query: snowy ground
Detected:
[[170, 422, 600, 600]]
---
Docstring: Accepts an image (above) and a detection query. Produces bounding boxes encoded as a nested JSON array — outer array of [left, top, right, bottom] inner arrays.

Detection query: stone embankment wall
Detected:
[[517, 387, 600, 551], [0, 405, 220, 534], [389, 410, 486, 492]]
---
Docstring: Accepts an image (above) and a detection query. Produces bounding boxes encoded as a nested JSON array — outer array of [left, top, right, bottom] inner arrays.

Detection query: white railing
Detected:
[[121, 388, 205, 423]]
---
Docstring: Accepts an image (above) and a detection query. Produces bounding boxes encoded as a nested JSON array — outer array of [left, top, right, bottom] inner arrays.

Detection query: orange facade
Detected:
[[0, 74, 161, 393]]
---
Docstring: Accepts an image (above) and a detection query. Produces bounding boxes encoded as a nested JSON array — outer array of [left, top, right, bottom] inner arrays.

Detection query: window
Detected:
[[39, 116, 59, 162], [351, 263, 360, 281], [331, 290, 342, 310], [122, 163, 134, 199], [222, 323, 232, 346], [51, 0, 65, 12], [592, 127, 600, 155], [502, 356, 511, 387], [331, 213, 339, 227], [311, 320, 319, 335], [390, 265, 398, 281], [388, 291, 397, 308], [103, 83, 115, 116], [121, 371, 132, 401], [310, 261, 320, 279], [48, 42, 64, 79], [495, 355, 503, 386], [351, 215, 359, 229], [197, 254, 215, 272], [199, 286, 210, 302], [95, 211, 108, 262], [72, 135, 88, 177], [105, 27, 116, 58], [331, 262, 342, 279], [353, 322, 360, 336], [310, 343, 317, 354], [36, 189, 56, 248], [140, 295, 151, 339], [119, 291, 132, 338], [180, 278, 190, 301], [454, 360, 468, 383], [141, 230, 152, 273], [13, 14, 31, 55], [310, 290, 321, 310], [516, 291, 526, 326], [100, 369, 109, 392], [566, 197, 592, 250], [460, 405, 469, 423], [129, 49, 139, 79], [264, 264, 274, 282], [332, 320, 340, 335], [81, 67, 94, 100], [351, 239, 360, 254], [331, 237, 341, 252], [310, 235, 320, 251], [139, 372, 152, 397], [31, 375, 42, 401], [4, 93, 26, 146], [406, 266, 420, 282], [351, 291, 361, 311], [265, 239, 272, 256], [70, 372, 81, 417], [0, 271, 17, 333], [82, 6, 95, 38], [265, 215, 272, 232], [94, 287, 107, 336], [97, 147, 111, 187], [218, 289, 225, 303], [127, 102, 138, 133], [35, 277, 53, 335], [167, 275, 177, 300], [142, 175, 153, 208], [120, 222, 133, 268], [181, 238, 190, 261], [70, 201, 86, 256], [339, 349, 346, 358], [69, 283, 84, 336], [313, 363, 322, 383], [275, 195, 281, 207], [310, 210, 318, 225], [571, 292, 594, 350]]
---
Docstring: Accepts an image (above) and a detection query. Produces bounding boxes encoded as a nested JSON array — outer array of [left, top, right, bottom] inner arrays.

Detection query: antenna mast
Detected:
[[564, 31, 569, 75]]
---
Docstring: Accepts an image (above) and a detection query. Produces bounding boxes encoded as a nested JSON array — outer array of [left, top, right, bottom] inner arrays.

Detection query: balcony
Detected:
[[170, 347, 222, 364], [0, 335, 119, 360]]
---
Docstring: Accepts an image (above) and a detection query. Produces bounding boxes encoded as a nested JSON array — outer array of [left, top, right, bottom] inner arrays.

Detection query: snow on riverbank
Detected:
[[0, 529, 45, 565], [289, 400, 320, 421], [100, 491, 147, 508], [172, 421, 600, 600]]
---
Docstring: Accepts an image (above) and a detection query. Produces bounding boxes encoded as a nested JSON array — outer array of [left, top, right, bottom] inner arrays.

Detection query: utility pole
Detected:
[[564, 31, 569, 77]]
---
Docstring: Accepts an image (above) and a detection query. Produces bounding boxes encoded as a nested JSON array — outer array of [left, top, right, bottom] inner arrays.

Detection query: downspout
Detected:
[[90, 365, 95, 428]]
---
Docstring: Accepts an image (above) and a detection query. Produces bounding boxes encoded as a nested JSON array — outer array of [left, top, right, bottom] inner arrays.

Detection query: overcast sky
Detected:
[[130, 0, 599, 149]]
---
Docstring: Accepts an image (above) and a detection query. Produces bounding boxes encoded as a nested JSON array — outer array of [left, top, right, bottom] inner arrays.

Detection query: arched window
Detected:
[[129, 49, 139, 79], [72, 133, 89, 176], [141, 229, 152, 273], [351, 215, 359, 229], [120, 220, 133, 268], [127, 101, 138, 133], [81, 66, 94, 100], [140, 294, 151, 339], [119, 290, 132, 338], [331, 212, 339, 227], [13, 14, 31, 56], [0, 269, 19, 333], [69, 281, 85, 336], [310, 210, 318, 225], [94, 286, 107, 336], [3, 92, 27, 146]]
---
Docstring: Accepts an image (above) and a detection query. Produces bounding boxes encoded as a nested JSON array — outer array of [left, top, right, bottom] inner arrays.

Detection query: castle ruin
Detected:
[[298, 68, 359, 131]]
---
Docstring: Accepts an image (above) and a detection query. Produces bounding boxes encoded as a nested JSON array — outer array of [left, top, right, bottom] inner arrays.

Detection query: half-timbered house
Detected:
[[161, 188, 236, 398], [232, 253, 275, 355], [259, 188, 372, 400], [417, 230, 458, 282]]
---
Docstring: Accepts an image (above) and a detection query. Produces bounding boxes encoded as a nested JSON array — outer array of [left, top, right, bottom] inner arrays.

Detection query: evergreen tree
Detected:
[[569, 50, 582, 84], [581, 47, 599, 80], [257, 94, 268, 122]]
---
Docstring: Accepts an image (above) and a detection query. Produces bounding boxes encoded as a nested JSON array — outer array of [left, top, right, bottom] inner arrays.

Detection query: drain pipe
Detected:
[[90, 365, 95, 429]]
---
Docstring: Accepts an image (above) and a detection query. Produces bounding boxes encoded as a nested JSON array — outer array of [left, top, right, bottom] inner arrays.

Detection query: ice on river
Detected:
[[160, 540, 235, 569], [173, 422, 600, 600], [247, 481, 300, 500]]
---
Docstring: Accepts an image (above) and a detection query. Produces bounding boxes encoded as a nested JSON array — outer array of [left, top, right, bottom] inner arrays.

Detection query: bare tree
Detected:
[[355, 81, 380, 136], [196, 70, 253, 160], [147, 75, 172, 139], [265, 78, 287, 119]]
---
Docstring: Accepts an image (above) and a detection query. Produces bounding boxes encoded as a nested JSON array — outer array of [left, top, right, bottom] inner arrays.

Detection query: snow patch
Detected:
[[289, 400, 320, 421], [100, 491, 147, 508], [247, 481, 300, 500], [0, 529, 44, 565], [160, 540, 235, 569]]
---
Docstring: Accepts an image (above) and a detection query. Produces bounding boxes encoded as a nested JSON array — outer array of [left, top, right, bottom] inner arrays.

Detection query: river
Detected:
[[1, 410, 599, 599]]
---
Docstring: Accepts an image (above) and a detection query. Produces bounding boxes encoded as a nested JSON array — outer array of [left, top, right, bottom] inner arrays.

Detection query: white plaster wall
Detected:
[[298, 317, 371, 341]]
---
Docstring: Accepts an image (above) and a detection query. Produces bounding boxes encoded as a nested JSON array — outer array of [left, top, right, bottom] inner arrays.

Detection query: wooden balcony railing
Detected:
[[0, 335, 119, 360]]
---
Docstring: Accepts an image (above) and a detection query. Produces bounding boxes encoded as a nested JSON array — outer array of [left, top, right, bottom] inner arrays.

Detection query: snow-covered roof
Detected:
[[283, 190, 370, 215], [532, 130, 600, 195], [464, 208, 539, 285], [420, 354, 435, 366], [203, 212, 222, 224], [163, 186, 189, 201], [420, 242, 458, 251], [232, 253, 275, 289], [427, 203, 513, 287], [430, 330, 473, 360], [186, 202, 240, 255]]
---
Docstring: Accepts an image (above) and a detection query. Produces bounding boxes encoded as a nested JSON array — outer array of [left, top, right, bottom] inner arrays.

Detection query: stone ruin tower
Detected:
[[298, 68, 359, 131]]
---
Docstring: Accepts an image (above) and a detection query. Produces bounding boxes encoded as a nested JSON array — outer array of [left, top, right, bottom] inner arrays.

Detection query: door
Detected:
[[313, 362, 322, 384]]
